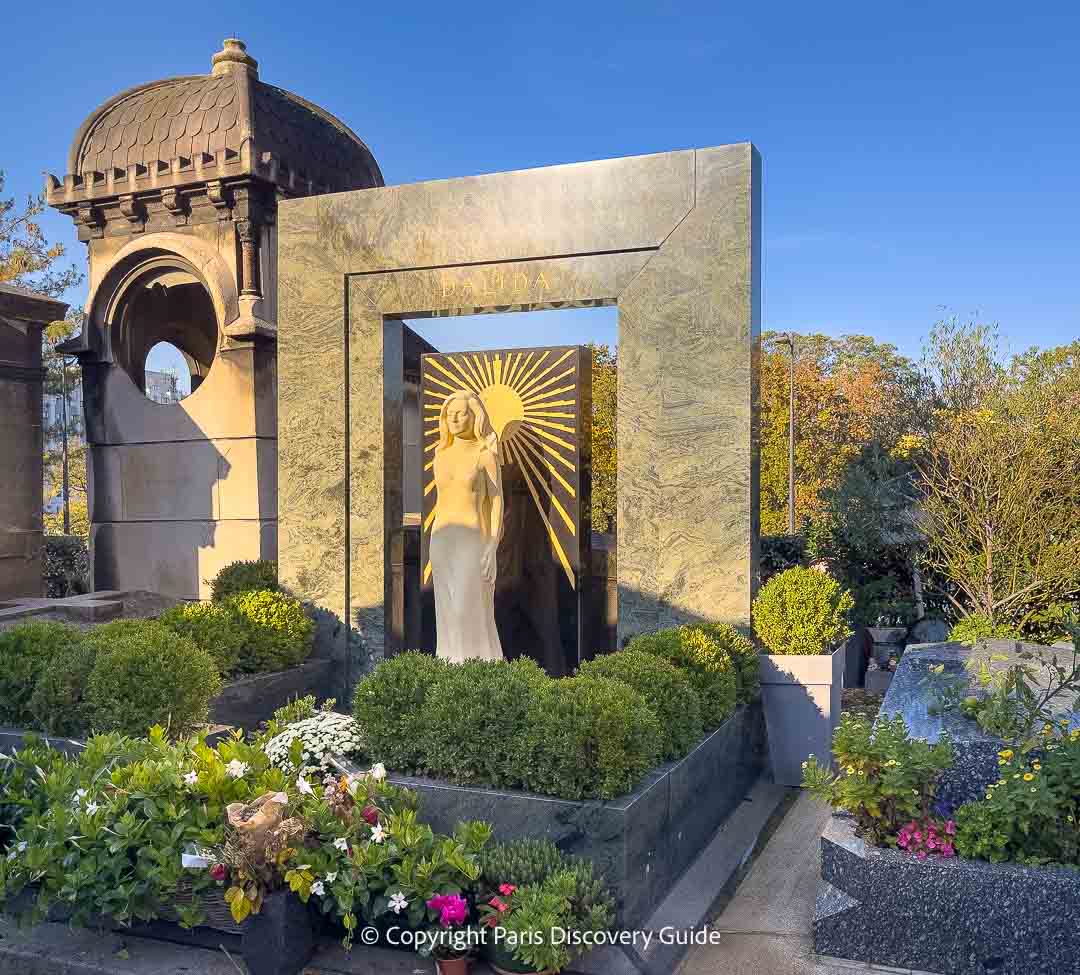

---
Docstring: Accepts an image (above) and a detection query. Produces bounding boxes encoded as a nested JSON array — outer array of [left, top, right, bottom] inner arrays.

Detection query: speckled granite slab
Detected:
[[814, 814, 1080, 975], [879, 640, 1080, 813]]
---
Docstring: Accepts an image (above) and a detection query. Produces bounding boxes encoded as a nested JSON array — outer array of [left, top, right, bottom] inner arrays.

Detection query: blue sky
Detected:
[[2, 1, 1077, 361]]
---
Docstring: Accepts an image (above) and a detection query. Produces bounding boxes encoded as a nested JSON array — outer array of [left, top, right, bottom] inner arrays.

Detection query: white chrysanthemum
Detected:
[[264, 711, 366, 778]]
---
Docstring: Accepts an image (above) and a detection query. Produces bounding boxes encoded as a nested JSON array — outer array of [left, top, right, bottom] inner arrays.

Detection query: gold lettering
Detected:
[[512, 271, 530, 294], [535, 271, 551, 294], [440, 273, 456, 300]]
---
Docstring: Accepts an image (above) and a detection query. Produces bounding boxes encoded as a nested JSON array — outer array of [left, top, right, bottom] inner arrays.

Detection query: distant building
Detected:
[[145, 369, 183, 405]]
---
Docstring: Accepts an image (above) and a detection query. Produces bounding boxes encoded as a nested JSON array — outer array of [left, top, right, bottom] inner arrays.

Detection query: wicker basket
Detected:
[[157, 878, 243, 935]]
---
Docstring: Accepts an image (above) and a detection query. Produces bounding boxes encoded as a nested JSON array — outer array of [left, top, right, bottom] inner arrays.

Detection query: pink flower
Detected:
[[210, 863, 227, 882], [361, 805, 379, 826], [917, 850, 928, 860], [498, 883, 517, 897], [427, 893, 468, 928], [490, 896, 508, 913], [945, 821, 956, 836]]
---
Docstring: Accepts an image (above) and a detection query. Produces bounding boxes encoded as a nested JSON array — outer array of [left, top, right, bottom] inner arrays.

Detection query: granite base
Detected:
[[209, 658, 335, 730], [349, 701, 766, 927], [814, 814, 1080, 975]]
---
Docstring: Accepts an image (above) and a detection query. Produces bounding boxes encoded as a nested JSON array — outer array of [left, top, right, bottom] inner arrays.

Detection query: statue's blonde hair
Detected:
[[436, 390, 500, 458]]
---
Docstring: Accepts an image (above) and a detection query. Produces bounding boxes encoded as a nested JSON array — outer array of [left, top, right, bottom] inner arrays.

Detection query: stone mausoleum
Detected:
[[47, 39, 383, 598]]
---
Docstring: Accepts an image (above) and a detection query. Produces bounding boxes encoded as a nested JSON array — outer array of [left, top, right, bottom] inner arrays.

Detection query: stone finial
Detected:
[[211, 38, 258, 77]]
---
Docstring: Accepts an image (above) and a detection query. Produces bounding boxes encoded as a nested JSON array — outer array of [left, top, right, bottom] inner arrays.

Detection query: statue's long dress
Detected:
[[430, 441, 504, 662]]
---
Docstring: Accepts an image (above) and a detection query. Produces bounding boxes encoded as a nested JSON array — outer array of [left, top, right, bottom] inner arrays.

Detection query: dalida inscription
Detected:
[[420, 346, 592, 676]]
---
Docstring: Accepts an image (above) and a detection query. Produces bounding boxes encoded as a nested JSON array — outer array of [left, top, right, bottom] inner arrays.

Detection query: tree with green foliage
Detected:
[[914, 321, 1080, 634], [0, 171, 82, 297], [589, 343, 617, 533]]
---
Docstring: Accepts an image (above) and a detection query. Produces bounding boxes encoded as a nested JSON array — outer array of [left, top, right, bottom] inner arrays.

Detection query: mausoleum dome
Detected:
[[53, 38, 382, 203]]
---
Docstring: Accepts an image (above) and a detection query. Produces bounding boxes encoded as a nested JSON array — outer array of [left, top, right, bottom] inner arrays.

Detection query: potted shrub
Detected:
[[477, 838, 615, 975], [753, 566, 854, 785], [423, 893, 473, 975]]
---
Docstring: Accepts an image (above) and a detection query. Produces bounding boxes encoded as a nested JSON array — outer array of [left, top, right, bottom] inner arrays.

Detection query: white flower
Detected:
[[368, 763, 387, 782], [333, 838, 349, 853], [5, 851, 15, 861], [325, 872, 337, 883], [16, 841, 27, 853], [389, 892, 408, 914], [226, 760, 248, 779], [310, 881, 325, 896], [370, 824, 387, 844], [85, 802, 100, 816], [183, 770, 199, 786], [73, 788, 88, 802], [296, 775, 314, 796]]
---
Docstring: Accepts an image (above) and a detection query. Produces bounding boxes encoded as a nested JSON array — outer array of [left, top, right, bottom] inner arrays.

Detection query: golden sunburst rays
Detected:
[[421, 348, 580, 589]]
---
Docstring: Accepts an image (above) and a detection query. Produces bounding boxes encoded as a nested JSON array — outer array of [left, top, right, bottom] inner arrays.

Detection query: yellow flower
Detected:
[[1023, 773, 1035, 781], [986, 793, 993, 800], [1033, 762, 1041, 771], [1013, 773, 1021, 779], [998, 749, 1014, 760], [846, 766, 855, 775], [997, 779, 1006, 785]]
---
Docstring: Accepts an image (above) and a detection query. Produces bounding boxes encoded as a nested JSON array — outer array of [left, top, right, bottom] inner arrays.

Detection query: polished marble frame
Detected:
[[277, 145, 761, 689]]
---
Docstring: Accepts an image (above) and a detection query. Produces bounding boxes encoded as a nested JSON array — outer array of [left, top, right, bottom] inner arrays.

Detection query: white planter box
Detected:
[[758, 644, 845, 786]]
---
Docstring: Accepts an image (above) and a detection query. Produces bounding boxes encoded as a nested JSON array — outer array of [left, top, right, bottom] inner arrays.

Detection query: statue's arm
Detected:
[[482, 448, 505, 543]]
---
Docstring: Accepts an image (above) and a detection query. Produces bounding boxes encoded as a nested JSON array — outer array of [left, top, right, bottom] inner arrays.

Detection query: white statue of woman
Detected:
[[431, 390, 505, 662]]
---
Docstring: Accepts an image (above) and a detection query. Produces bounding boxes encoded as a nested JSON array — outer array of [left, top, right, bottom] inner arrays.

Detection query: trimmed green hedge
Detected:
[[353, 652, 662, 800], [625, 625, 741, 728], [210, 559, 279, 603], [578, 650, 703, 760], [81, 621, 221, 737], [159, 590, 314, 677], [0, 623, 82, 727], [753, 566, 854, 656]]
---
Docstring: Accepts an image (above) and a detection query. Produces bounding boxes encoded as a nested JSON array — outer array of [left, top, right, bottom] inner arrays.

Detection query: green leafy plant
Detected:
[[948, 613, 1023, 644], [226, 590, 314, 672], [759, 534, 808, 584], [353, 652, 449, 772], [28, 637, 98, 737], [626, 625, 740, 727], [479, 837, 615, 929], [696, 622, 761, 705], [753, 566, 854, 655], [954, 727, 1080, 865], [159, 601, 250, 677], [41, 536, 89, 598], [802, 714, 954, 846], [933, 636, 1080, 751], [420, 658, 550, 787], [521, 675, 662, 800], [578, 650, 703, 760], [0, 622, 82, 726], [82, 620, 222, 738], [0, 729, 289, 928], [210, 559, 279, 603], [495, 872, 581, 973]]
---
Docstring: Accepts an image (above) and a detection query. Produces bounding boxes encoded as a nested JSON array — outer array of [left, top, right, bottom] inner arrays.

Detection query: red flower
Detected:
[[498, 883, 517, 897], [490, 896, 508, 913], [361, 805, 379, 826], [210, 863, 227, 882]]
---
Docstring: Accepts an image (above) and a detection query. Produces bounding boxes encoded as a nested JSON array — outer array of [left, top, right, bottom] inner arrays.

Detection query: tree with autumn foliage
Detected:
[[914, 321, 1080, 635], [759, 331, 926, 534], [2, 169, 86, 535], [589, 343, 617, 533]]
